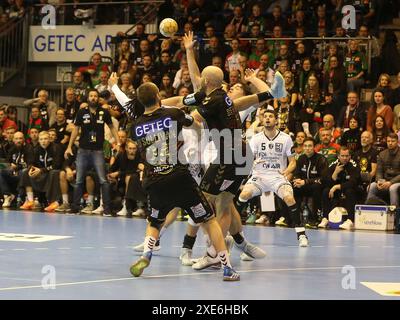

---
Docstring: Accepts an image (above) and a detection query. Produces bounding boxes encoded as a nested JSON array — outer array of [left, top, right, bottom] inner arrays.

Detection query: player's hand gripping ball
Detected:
[[159, 18, 178, 37]]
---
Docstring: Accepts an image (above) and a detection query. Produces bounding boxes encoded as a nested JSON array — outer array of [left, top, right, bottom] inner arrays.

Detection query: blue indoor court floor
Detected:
[[0, 210, 400, 300]]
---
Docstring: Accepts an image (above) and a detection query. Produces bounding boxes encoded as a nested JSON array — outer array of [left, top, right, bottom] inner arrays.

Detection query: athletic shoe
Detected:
[[117, 206, 128, 216], [55, 203, 71, 213], [255, 214, 268, 224], [275, 216, 288, 226], [32, 199, 42, 210], [246, 212, 257, 224], [225, 235, 234, 255], [130, 252, 152, 277], [179, 248, 194, 266], [235, 241, 266, 259], [20, 200, 34, 210], [318, 217, 329, 228], [270, 71, 286, 98], [102, 208, 113, 217], [132, 208, 145, 217], [44, 201, 59, 212], [81, 203, 94, 214], [92, 204, 104, 215], [223, 266, 240, 281], [240, 252, 254, 261], [339, 219, 354, 230], [298, 234, 309, 247], [133, 241, 161, 252], [3, 194, 15, 208], [192, 254, 221, 270]]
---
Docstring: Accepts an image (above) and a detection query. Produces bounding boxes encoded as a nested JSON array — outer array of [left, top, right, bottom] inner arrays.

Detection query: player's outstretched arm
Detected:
[[244, 69, 270, 93], [183, 31, 201, 91], [109, 72, 132, 109], [161, 96, 184, 108]]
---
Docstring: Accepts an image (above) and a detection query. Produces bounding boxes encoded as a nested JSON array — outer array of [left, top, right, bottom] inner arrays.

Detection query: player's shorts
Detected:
[[245, 172, 292, 197], [200, 163, 248, 196], [143, 170, 214, 225]]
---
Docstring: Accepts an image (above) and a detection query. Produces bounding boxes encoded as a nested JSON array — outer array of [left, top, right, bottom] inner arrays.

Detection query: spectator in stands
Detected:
[[292, 42, 307, 73], [26, 106, 48, 141], [134, 54, 157, 86], [246, 4, 265, 32], [323, 55, 346, 119], [371, 115, 390, 153], [228, 69, 240, 87], [299, 74, 322, 136], [5, 106, 26, 133], [265, 4, 288, 32], [315, 128, 341, 165], [353, 130, 378, 187], [177, 85, 190, 97], [316, 114, 341, 145], [358, 24, 381, 83], [223, 23, 237, 40], [297, 58, 314, 98], [228, 5, 247, 34], [276, 96, 295, 134], [23, 89, 57, 126], [60, 87, 80, 123], [380, 30, 400, 76], [116, 58, 132, 78], [366, 133, 400, 206], [27, 127, 39, 149], [65, 89, 120, 216], [159, 74, 174, 98], [225, 38, 242, 73], [340, 116, 361, 154], [344, 39, 367, 93], [186, 0, 214, 32], [77, 53, 110, 87], [72, 71, 91, 103], [375, 73, 395, 108], [311, 4, 332, 37], [273, 43, 293, 71], [133, 39, 154, 68], [366, 89, 394, 132], [320, 146, 361, 230], [114, 39, 134, 70], [173, 69, 193, 94], [95, 71, 111, 94], [289, 10, 310, 35], [0, 107, 17, 132], [267, 25, 286, 59], [155, 50, 178, 85], [119, 73, 135, 99], [293, 26, 314, 57], [20, 131, 63, 212], [50, 108, 70, 146], [293, 131, 306, 159], [293, 137, 328, 226], [337, 91, 367, 131]]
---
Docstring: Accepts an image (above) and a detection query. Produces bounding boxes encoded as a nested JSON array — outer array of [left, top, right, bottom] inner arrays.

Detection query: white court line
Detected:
[[335, 246, 347, 248], [358, 246, 370, 248], [80, 247, 94, 249], [57, 248, 71, 250], [103, 247, 117, 249], [34, 248, 48, 250], [1, 265, 400, 292], [311, 246, 325, 248], [12, 249, 26, 251]]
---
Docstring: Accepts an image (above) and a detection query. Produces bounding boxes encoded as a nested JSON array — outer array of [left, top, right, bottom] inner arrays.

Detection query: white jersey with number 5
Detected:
[[249, 130, 294, 175]]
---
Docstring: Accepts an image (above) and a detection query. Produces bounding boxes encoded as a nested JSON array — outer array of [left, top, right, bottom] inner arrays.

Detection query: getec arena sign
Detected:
[[28, 25, 131, 62]]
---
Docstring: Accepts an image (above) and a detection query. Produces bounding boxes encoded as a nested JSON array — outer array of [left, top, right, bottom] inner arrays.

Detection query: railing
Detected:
[[0, 13, 29, 87]]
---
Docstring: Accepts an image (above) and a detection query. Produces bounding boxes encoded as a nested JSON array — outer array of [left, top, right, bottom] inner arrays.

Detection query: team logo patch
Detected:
[[190, 203, 207, 218], [225, 96, 233, 106], [219, 179, 234, 191], [269, 143, 274, 149], [275, 143, 283, 152]]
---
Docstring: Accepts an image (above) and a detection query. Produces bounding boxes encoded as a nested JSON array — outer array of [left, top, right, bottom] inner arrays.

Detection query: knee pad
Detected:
[[277, 184, 294, 200]]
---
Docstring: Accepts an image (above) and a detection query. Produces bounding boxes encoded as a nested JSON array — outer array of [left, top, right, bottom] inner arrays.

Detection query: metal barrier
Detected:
[[0, 14, 29, 87]]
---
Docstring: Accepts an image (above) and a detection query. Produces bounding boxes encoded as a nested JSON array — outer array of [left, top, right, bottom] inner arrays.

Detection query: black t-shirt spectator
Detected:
[[353, 147, 378, 175], [51, 121, 70, 144], [74, 107, 112, 151]]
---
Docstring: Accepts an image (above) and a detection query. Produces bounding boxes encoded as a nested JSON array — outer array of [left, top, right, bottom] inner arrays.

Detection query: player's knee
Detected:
[[240, 189, 253, 201], [283, 195, 296, 206], [215, 192, 234, 214], [148, 218, 163, 230]]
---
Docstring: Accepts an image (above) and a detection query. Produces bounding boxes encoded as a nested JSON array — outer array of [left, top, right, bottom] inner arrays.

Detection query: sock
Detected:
[[143, 236, 157, 256], [235, 196, 248, 214], [204, 234, 217, 257], [27, 192, 34, 202], [232, 232, 245, 245], [288, 204, 306, 237], [87, 195, 94, 205], [62, 194, 69, 204], [218, 250, 232, 268], [182, 234, 196, 250]]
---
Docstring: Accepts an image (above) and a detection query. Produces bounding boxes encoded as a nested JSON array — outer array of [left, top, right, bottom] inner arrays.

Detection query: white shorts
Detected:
[[245, 173, 291, 197]]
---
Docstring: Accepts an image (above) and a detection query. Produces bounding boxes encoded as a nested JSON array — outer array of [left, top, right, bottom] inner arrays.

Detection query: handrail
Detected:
[[123, 2, 162, 35]]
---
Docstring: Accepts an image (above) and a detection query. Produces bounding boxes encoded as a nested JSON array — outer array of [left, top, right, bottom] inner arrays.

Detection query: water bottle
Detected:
[[302, 205, 310, 225]]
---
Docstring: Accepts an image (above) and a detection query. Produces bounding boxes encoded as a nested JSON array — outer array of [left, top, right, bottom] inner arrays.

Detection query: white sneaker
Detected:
[[255, 214, 268, 224], [179, 248, 194, 266], [235, 240, 266, 259], [3, 194, 15, 208], [240, 252, 254, 261], [192, 254, 221, 270], [339, 219, 354, 230], [81, 203, 94, 214], [270, 71, 287, 98], [132, 208, 145, 217], [318, 217, 329, 228], [133, 241, 160, 252], [298, 234, 309, 247], [116, 206, 128, 216], [275, 216, 288, 226], [92, 204, 104, 215]]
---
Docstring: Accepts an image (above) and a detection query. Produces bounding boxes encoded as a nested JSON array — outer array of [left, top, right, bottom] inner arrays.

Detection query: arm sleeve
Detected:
[[112, 84, 132, 107], [182, 91, 206, 106]]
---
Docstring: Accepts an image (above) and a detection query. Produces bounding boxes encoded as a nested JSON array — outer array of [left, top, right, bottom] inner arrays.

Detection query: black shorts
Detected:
[[143, 171, 214, 225], [200, 163, 248, 196]]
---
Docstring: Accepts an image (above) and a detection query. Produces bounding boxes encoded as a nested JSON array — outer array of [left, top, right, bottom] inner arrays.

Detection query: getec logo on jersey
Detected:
[[135, 117, 172, 138]]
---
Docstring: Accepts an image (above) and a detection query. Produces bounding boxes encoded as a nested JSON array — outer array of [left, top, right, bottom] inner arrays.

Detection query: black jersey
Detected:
[[132, 106, 193, 183]]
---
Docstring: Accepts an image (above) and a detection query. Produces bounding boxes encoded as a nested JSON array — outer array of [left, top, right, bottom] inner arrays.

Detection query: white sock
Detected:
[[143, 236, 157, 254], [218, 250, 232, 268], [87, 195, 94, 205], [62, 194, 69, 204], [27, 192, 34, 202]]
